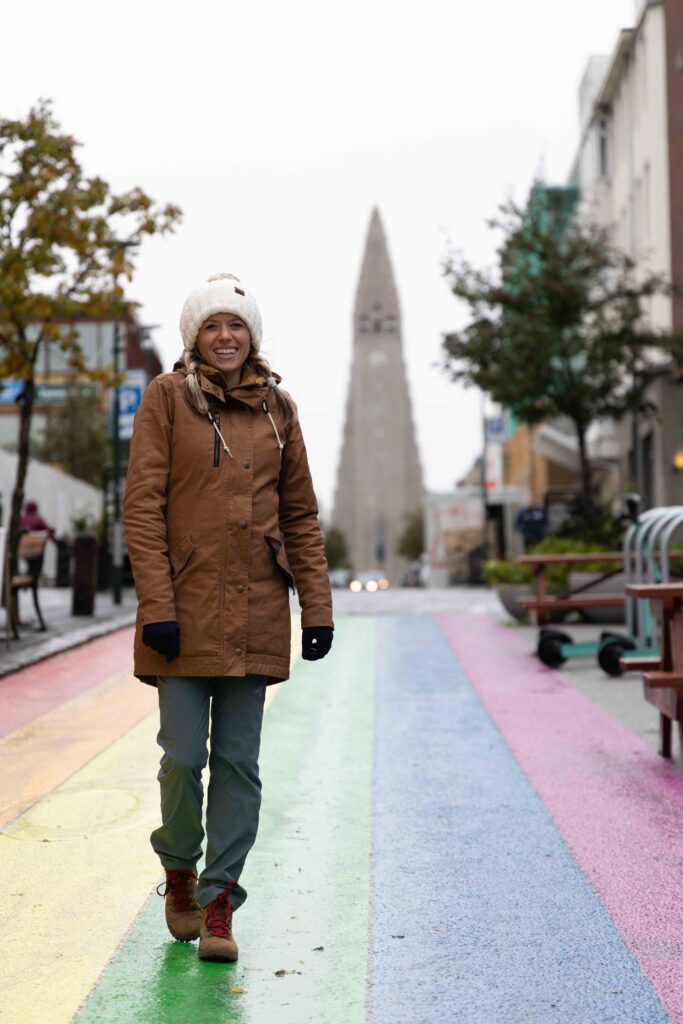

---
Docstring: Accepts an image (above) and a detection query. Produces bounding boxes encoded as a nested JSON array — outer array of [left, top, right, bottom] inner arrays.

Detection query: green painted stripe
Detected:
[[74, 615, 376, 1024]]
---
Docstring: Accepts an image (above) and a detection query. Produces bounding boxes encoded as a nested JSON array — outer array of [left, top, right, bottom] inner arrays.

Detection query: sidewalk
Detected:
[[0, 585, 137, 677]]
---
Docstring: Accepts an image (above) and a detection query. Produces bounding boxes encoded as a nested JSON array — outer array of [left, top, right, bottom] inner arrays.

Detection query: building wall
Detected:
[[572, 1, 681, 508], [504, 425, 580, 505], [664, 0, 683, 335]]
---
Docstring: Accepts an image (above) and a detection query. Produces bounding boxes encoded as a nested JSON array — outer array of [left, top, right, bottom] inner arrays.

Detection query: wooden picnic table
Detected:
[[517, 552, 625, 626], [625, 582, 683, 759]]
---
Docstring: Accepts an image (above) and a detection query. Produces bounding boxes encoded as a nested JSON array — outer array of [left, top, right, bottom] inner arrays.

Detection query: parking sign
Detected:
[[111, 369, 147, 440]]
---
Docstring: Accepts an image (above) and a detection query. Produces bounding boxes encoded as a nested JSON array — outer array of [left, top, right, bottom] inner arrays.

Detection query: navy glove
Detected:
[[302, 626, 334, 661], [142, 620, 180, 662]]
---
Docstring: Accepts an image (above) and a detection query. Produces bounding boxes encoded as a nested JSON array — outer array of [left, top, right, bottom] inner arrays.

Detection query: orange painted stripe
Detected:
[[0, 668, 156, 829], [0, 626, 136, 737]]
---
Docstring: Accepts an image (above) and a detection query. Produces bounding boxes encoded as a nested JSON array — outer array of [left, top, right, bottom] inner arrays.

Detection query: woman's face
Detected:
[[196, 312, 251, 385]]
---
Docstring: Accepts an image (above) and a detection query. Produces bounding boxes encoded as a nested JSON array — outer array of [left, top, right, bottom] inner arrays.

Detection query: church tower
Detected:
[[332, 208, 423, 583]]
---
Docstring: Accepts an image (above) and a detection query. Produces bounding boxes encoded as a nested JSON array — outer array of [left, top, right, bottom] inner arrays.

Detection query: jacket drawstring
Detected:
[[209, 412, 233, 458], [263, 400, 284, 453]]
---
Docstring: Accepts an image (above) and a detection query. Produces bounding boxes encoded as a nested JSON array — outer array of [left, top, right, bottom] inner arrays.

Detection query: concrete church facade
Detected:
[[331, 208, 423, 584]]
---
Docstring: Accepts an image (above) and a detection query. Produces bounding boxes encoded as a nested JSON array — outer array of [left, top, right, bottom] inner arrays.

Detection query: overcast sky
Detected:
[[1, 0, 637, 517]]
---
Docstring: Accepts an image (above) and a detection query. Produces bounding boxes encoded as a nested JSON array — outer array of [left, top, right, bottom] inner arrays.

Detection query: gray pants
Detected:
[[151, 674, 267, 910]]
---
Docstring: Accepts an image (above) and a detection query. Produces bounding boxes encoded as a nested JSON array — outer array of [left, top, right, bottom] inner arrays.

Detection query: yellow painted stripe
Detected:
[[0, 710, 161, 1024], [0, 670, 155, 829], [0, 623, 298, 1023]]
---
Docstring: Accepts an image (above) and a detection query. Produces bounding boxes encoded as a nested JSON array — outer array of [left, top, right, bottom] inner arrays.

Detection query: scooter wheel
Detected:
[[597, 635, 636, 677], [537, 630, 572, 668]]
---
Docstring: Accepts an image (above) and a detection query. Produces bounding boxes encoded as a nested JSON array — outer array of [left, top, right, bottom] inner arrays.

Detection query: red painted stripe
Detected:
[[0, 627, 135, 738], [438, 613, 683, 1023]]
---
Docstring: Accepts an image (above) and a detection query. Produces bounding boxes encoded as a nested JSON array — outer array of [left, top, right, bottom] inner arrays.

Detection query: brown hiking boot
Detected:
[[198, 882, 239, 962], [157, 869, 202, 942]]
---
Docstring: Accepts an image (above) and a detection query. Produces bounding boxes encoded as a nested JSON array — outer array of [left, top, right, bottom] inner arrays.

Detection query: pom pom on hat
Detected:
[[180, 273, 263, 350]]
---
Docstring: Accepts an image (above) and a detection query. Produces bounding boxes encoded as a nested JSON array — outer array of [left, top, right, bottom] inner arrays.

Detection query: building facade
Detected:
[[332, 209, 423, 583], [570, 0, 683, 508], [0, 316, 162, 452]]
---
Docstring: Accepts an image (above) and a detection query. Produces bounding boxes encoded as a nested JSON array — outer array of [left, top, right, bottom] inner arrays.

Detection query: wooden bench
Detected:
[[518, 552, 625, 626], [624, 582, 683, 759], [10, 530, 49, 639]]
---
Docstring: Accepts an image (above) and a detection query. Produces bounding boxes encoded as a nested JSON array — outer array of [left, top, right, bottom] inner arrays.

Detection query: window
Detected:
[[598, 116, 609, 178]]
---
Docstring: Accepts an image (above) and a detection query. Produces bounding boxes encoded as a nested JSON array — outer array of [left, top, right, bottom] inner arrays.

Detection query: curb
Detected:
[[0, 611, 137, 679]]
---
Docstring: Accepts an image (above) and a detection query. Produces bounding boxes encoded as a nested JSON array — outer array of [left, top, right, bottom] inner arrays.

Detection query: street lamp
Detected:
[[109, 240, 138, 606]]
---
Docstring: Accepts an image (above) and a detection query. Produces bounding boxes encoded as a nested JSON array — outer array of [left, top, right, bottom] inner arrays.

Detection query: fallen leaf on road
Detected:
[[312, 946, 324, 951], [229, 986, 245, 993], [274, 969, 303, 977]]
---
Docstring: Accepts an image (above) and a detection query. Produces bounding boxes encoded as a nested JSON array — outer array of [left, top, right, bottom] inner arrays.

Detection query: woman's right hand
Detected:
[[142, 621, 180, 662]]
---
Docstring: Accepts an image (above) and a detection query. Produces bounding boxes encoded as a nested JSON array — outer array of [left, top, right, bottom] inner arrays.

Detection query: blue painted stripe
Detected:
[[368, 615, 670, 1024]]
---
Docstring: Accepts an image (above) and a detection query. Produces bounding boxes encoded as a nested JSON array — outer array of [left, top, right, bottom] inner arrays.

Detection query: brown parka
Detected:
[[122, 362, 333, 686]]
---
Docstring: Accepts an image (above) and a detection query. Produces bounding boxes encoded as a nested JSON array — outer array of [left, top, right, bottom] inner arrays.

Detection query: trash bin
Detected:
[[56, 538, 71, 588], [72, 535, 98, 615]]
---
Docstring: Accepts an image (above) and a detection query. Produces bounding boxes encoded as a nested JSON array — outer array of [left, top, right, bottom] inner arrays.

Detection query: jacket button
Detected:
[[243, 461, 251, 469], [239, 521, 248, 530], [236, 584, 245, 593], [235, 647, 243, 656]]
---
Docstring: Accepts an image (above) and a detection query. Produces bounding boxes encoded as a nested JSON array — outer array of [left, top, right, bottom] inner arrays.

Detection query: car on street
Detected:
[[348, 570, 390, 593]]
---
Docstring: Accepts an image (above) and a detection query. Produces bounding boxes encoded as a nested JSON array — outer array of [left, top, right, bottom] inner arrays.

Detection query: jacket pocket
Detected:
[[168, 533, 194, 579], [265, 535, 296, 592]]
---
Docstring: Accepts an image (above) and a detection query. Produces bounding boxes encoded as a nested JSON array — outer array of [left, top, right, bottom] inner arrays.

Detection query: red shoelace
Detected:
[[205, 881, 238, 938], [156, 870, 197, 912]]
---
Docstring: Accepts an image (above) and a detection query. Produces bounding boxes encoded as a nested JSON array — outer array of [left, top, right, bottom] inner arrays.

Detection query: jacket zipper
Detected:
[[212, 412, 221, 467]]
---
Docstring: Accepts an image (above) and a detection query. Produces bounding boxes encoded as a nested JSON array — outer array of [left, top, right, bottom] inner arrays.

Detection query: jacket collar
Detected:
[[173, 360, 283, 410]]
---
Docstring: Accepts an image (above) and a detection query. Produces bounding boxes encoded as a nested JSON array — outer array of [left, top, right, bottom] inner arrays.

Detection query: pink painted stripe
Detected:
[[0, 626, 135, 738], [438, 612, 683, 1024]]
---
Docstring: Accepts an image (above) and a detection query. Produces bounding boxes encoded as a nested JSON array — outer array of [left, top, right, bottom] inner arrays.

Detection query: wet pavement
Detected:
[[0, 588, 680, 1023]]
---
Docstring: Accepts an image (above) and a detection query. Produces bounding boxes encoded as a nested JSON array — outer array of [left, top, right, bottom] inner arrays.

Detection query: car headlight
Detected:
[[349, 580, 362, 592]]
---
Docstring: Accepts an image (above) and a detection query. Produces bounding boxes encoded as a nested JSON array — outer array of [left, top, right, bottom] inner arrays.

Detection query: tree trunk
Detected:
[[7, 378, 36, 630], [575, 421, 593, 502]]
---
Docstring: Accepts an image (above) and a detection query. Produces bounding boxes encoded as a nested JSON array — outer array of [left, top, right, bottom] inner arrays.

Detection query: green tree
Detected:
[[396, 507, 424, 561], [324, 526, 351, 569], [37, 383, 110, 487], [0, 100, 181, 604], [442, 185, 680, 500]]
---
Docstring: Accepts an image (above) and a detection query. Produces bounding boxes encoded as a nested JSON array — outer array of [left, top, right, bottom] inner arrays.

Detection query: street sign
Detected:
[[111, 369, 147, 440], [0, 380, 25, 404], [484, 416, 507, 443], [34, 383, 99, 405]]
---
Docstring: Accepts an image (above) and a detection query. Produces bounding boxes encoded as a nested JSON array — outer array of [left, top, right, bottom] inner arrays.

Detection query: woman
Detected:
[[123, 273, 334, 962]]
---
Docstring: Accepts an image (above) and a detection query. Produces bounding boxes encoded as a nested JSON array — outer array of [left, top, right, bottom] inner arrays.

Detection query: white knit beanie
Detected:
[[179, 273, 263, 350]]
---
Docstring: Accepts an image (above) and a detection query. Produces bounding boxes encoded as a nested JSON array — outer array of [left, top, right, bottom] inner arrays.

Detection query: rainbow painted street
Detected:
[[1, 601, 681, 1023]]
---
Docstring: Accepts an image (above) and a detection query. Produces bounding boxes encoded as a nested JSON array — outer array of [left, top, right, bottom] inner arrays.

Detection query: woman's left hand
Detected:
[[301, 626, 334, 661]]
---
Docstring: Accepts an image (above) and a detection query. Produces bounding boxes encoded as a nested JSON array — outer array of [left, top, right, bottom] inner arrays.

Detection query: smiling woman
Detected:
[[122, 271, 334, 966]]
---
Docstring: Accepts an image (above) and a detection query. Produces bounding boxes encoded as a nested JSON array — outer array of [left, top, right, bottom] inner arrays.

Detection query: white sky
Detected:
[[1, 0, 637, 517]]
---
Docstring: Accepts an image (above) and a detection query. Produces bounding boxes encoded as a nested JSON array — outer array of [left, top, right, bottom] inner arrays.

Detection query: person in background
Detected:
[[19, 500, 53, 535]]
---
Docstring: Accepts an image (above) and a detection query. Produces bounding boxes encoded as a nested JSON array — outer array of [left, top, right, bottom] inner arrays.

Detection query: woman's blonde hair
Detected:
[[179, 342, 295, 425]]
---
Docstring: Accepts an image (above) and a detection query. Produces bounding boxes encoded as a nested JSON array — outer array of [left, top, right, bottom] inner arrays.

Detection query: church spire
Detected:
[[353, 207, 400, 327]]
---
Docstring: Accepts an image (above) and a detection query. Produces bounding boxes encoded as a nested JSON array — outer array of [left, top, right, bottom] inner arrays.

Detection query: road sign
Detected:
[[0, 380, 25, 404], [484, 416, 507, 443], [111, 369, 147, 440], [34, 383, 99, 405]]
